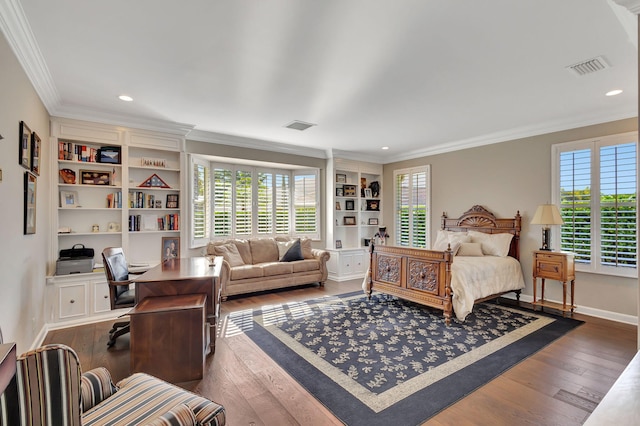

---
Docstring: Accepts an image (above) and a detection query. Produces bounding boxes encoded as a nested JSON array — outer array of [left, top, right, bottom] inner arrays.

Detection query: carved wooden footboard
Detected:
[[365, 205, 521, 325]]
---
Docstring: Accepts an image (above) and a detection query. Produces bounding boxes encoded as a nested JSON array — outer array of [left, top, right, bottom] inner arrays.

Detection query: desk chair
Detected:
[[101, 247, 143, 347]]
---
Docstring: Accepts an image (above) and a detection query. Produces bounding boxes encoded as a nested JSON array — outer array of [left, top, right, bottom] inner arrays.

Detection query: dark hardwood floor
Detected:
[[43, 279, 637, 425]]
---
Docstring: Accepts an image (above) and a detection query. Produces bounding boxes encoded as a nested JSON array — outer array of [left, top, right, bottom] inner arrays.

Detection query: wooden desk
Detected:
[[135, 256, 222, 354]]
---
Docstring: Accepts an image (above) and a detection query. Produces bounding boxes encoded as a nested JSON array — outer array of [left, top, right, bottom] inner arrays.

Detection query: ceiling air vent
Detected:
[[566, 56, 610, 76], [284, 120, 316, 131]]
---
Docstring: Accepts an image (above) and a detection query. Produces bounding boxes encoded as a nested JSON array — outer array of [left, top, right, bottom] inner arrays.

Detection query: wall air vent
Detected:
[[284, 120, 316, 131], [566, 56, 610, 76]]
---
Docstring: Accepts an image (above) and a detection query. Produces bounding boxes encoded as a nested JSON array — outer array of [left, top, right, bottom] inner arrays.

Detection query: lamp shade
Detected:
[[530, 204, 564, 225]]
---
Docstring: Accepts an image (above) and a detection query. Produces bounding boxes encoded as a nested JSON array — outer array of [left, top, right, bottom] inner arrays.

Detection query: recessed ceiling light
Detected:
[[381, 146, 389, 150], [284, 120, 316, 131], [118, 95, 133, 102], [606, 89, 623, 97]]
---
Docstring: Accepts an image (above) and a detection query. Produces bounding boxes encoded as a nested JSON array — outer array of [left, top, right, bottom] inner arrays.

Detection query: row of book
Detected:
[[128, 214, 179, 231], [59, 142, 98, 162], [106, 192, 123, 209], [129, 191, 158, 209]]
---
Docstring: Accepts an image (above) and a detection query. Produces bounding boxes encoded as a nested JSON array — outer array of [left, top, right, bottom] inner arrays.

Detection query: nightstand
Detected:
[[532, 250, 576, 317]]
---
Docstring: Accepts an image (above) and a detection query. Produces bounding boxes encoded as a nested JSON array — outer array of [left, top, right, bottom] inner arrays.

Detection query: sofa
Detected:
[[206, 237, 330, 299], [0, 343, 226, 425]]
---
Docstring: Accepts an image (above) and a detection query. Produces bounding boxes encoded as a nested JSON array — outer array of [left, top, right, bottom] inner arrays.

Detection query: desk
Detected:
[[135, 256, 222, 354]]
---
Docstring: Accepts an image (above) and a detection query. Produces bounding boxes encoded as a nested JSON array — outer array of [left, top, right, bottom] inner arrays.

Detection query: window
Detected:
[[394, 166, 430, 248], [190, 157, 210, 248], [190, 157, 320, 244], [554, 132, 637, 277]]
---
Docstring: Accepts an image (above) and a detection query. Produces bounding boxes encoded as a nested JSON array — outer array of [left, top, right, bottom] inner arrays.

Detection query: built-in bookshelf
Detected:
[[46, 118, 186, 324]]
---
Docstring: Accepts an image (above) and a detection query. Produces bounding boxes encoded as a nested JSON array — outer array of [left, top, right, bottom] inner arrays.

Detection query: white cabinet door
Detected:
[[58, 283, 87, 319], [340, 253, 354, 276], [93, 281, 111, 314]]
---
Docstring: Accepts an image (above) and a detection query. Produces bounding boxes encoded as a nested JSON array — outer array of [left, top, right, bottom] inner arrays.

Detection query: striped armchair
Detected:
[[0, 344, 225, 426]]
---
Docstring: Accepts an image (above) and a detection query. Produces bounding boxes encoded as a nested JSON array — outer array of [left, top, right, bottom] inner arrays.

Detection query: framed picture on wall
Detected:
[[31, 132, 41, 176], [19, 121, 32, 170], [24, 171, 37, 234]]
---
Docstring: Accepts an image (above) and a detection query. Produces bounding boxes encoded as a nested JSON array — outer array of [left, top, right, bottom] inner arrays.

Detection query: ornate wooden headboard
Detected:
[[440, 205, 521, 260]]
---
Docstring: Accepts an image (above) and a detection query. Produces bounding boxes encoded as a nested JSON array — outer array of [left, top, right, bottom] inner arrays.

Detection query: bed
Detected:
[[363, 205, 525, 324]]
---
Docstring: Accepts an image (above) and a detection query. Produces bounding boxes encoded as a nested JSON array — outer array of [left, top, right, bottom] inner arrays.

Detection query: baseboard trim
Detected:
[[32, 310, 128, 349]]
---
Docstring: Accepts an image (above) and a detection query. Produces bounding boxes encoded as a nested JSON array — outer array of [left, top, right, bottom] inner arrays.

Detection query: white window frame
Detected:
[[393, 165, 431, 248], [189, 155, 210, 248], [552, 132, 638, 278]]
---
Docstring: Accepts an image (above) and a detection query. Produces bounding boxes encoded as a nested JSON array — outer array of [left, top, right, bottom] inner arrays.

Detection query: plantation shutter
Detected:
[[559, 149, 592, 263], [394, 166, 429, 248], [275, 173, 290, 234], [257, 172, 273, 234], [235, 170, 252, 235], [293, 170, 319, 238], [599, 142, 637, 268], [191, 159, 210, 243], [213, 168, 233, 237]]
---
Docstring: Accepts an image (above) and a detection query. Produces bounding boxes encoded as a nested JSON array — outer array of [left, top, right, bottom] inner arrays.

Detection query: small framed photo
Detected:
[[344, 216, 356, 225], [80, 170, 111, 185], [366, 199, 380, 211], [24, 171, 37, 234], [19, 121, 32, 170], [368, 217, 379, 226], [97, 146, 121, 164], [336, 174, 347, 183], [336, 239, 342, 249], [345, 199, 355, 210], [335, 201, 341, 210], [60, 190, 79, 208], [162, 237, 180, 261], [166, 194, 179, 208], [31, 132, 41, 176], [336, 188, 344, 197], [364, 188, 373, 199], [343, 184, 357, 197]]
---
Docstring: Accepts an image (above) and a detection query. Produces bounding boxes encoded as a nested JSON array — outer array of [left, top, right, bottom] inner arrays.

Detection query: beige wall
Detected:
[[0, 32, 51, 351], [383, 118, 638, 320]]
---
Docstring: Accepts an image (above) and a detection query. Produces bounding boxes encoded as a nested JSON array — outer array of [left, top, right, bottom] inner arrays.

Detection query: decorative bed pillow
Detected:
[[468, 230, 513, 257], [215, 243, 245, 267], [456, 242, 484, 257], [433, 230, 470, 254], [277, 239, 304, 262]]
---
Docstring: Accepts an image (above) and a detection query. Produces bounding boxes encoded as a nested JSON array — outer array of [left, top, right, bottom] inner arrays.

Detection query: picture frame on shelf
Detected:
[[60, 190, 79, 208], [366, 199, 380, 211], [97, 146, 121, 164], [162, 236, 180, 261], [19, 121, 31, 170], [336, 239, 342, 249], [336, 188, 344, 197], [80, 170, 111, 185], [24, 172, 36, 234], [345, 199, 355, 210], [139, 173, 170, 188], [364, 188, 373, 198], [31, 132, 41, 176], [343, 184, 357, 197], [344, 216, 356, 225], [368, 217, 379, 225], [166, 194, 179, 208], [336, 174, 347, 183], [335, 201, 341, 210]]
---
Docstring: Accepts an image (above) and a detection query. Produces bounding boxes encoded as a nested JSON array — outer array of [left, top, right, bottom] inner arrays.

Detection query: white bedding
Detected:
[[450, 256, 525, 321]]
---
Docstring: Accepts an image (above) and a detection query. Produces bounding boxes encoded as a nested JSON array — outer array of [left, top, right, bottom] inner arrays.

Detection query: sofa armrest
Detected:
[[81, 367, 117, 412], [311, 248, 330, 283], [217, 257, 231, 296]]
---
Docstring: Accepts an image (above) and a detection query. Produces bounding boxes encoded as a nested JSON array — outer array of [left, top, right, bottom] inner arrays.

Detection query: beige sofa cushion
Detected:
[[260, 262, 293, 277], [230, 264, 263, 280], [250, 238, 279, 264], [215, 243, 245, 267], [207, 239, 253, 264], [300, 238, 313, 259], [292, 259, 320, 273]]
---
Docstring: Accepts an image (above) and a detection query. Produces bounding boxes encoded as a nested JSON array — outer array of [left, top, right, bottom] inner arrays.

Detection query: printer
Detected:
[[56, 244, 95, 275]]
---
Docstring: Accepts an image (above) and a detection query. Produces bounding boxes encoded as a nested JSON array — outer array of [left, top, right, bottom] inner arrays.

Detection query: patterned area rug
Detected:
[[233, 291, 582, 426]]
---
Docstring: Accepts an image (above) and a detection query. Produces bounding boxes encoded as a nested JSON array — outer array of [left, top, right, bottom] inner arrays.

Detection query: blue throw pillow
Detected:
[[280, 239, 303, 262]]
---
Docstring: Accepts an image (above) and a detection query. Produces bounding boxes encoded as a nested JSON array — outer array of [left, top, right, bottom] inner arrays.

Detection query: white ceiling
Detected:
[[1, 0, 638, 163]]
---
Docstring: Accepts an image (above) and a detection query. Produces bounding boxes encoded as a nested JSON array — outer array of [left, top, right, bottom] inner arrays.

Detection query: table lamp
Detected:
[[531, 204, 564, 251]]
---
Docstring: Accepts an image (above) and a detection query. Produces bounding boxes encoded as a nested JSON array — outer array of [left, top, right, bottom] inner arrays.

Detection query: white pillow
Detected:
[[468, 230, 513, 257], [432, 230, 470, 254], [456, 242, 484, 257]]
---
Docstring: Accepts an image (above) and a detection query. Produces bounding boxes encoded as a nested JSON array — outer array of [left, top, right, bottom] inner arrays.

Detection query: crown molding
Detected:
[[0, 0, 61, 113], [612, 0, 640, 14]]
